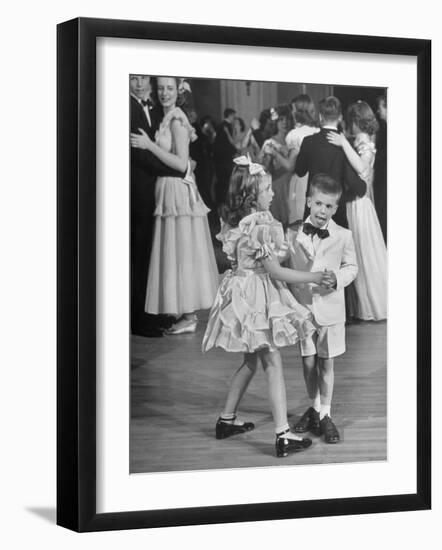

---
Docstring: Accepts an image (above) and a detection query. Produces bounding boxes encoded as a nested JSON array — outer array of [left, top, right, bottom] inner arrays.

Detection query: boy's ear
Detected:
[[306, 195, 312, 208]]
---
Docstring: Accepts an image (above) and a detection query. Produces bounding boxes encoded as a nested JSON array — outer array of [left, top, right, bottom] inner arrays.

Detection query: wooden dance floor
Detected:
[[130, 314, 387, 473]]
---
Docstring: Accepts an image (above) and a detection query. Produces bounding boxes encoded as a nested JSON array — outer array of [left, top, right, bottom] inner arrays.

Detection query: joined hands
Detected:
[[319, 269, 337, 289]]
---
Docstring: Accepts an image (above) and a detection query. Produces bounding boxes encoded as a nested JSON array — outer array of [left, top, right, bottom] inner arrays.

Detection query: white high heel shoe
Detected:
[[165, 317, 198, 335]]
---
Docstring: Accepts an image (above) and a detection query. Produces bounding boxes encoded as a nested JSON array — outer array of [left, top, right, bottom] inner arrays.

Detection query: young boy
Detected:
[[286, 173, 358, 443]]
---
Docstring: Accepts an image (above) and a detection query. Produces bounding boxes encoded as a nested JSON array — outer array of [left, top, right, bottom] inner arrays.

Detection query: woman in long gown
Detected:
[[259, 105, 292, 226], [284, 94, 320, 223], [232, 116, 261, 160], [130, 77, 219, 334], [327, 100, 387, 321]]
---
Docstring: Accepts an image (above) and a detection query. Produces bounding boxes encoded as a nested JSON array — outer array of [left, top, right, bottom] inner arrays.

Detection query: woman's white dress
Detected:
[[285, 125, 320, 223], [346, 133, 387, 321], [145, 107, 219, 316]]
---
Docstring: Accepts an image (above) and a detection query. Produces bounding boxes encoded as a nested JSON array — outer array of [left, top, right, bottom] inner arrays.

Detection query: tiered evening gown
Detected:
[[145, 107, 219, 316], [346, 133, 387, 321]]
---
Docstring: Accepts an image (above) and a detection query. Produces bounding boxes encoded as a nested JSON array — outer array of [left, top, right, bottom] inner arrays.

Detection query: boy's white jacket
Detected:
[[286, 219, 358, 326]]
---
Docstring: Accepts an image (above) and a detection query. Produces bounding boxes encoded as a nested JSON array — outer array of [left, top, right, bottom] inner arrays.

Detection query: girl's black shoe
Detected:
[[215, 417, 255, 439], [275, 429, 312, 457]]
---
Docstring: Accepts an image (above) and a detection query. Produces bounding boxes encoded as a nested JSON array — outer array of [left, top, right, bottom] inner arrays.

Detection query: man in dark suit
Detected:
[[130, 74, 185, 337], [295, 96, 366, 227]]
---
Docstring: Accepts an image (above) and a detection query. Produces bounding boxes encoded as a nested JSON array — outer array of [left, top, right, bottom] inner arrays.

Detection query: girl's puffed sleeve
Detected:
[[238, 212, 286, 262], [249, 224, 275, 260], [216, 220, 241, 262], [269, 223, 286, 254]]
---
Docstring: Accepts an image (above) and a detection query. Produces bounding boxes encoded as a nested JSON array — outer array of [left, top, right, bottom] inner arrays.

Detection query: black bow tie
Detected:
[[141, 99, 152, 108], [303, 222, 330, 239]]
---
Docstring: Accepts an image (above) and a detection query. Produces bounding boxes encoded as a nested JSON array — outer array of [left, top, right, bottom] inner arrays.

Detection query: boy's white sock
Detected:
[[320, 404, 331, 420], [312, 394, 321, 413]]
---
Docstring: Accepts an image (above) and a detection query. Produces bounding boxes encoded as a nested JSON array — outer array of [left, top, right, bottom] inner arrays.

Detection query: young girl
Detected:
[[202, 156, 331, 457], [327, 100, 387, 321]]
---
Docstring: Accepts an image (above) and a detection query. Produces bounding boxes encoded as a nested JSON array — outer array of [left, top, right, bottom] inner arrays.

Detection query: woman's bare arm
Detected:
[[272, 147, 298, 172], [147, 119, 189, 172], [130, 119, 189, 172]]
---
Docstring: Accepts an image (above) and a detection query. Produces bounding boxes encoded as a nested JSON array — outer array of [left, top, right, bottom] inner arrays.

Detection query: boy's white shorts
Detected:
[[300, 323, 345, 359]]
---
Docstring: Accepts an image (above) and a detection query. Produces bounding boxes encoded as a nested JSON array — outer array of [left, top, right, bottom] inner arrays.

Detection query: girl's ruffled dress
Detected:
[[202, 211, 316, 353]]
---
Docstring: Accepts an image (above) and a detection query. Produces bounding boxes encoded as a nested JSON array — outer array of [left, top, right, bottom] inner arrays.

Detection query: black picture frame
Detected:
[[57, 17, 431, 532]]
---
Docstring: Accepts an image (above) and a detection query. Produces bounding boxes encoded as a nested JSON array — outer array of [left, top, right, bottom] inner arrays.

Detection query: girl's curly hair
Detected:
[[347, 100, 379, 136], [219, 165, 270, 227]]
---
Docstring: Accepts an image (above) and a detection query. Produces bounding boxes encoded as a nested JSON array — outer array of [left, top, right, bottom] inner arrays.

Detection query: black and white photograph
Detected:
[[54, 13, 431, 536], [1, 0, 438, 545], [129, 75, 388, 474]]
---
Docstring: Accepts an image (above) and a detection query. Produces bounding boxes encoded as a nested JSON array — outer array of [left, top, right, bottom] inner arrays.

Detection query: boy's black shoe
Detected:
[[293, 407, 320, 435], [215, 417, 255, 439], [319, 415, 340, 443], [275, 430, 312, 457]]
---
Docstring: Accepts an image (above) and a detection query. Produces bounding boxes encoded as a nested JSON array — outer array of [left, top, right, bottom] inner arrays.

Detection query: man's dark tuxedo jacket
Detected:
[[295, 128, 367, 227], [130, 97, 184, 214], [213, 120, 236, 164]]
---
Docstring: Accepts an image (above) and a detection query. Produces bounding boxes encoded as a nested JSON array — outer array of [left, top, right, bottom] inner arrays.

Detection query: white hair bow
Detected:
[[233, 154, 266, 176]]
